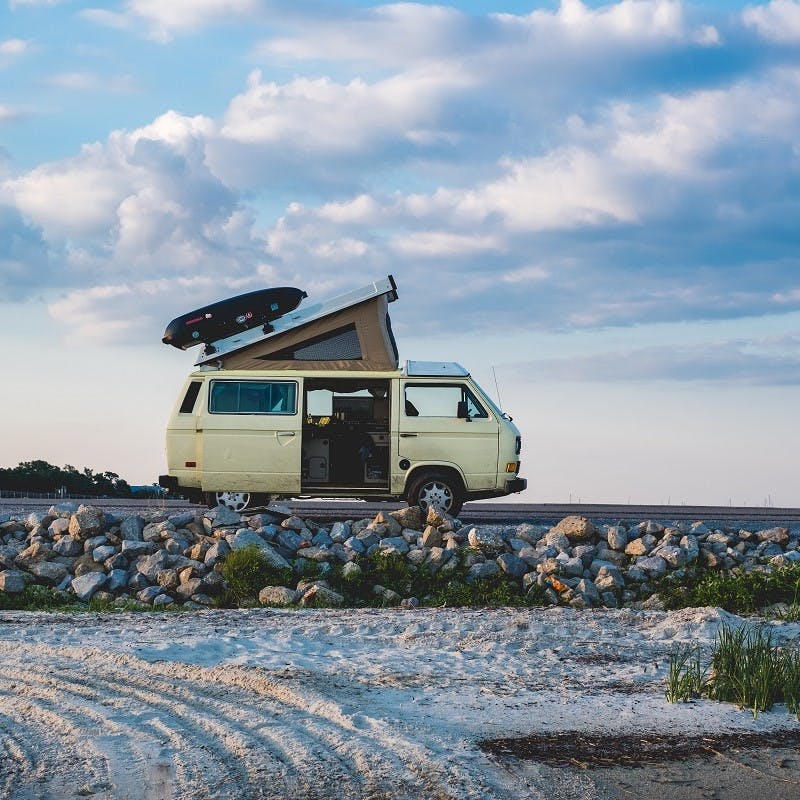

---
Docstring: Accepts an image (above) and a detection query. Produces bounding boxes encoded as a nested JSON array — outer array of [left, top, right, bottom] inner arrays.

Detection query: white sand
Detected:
[[1, 606, 799, 799]]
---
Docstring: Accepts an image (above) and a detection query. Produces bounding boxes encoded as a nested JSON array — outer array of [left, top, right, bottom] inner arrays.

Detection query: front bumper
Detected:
[[505, 477, 527, 494]]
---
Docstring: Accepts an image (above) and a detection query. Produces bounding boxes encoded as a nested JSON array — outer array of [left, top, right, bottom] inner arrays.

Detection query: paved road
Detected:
[[3, 497, 799, 525]]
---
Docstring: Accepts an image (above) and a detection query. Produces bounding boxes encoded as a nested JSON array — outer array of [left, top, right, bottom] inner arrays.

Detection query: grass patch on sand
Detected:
[[667, 624, 800, 718], [657, 565, 800, 615]]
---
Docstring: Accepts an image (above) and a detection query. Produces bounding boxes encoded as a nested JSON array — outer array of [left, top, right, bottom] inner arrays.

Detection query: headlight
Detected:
[[515, 435, 521, 455]]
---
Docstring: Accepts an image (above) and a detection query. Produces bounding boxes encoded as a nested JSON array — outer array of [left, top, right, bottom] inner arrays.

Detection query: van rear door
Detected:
[[197, 377, 302, 494]]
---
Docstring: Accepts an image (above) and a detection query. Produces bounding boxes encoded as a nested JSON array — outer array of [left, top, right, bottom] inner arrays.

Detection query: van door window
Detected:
[[209, 381, 297, 415], [404, 384, 488, 418]]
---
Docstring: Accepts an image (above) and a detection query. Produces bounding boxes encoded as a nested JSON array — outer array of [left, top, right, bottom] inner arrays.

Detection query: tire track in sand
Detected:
[[0, 641, 524, 800]]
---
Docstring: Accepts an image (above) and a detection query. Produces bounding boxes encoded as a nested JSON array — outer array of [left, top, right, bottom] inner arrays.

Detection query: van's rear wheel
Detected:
[[207, 492, 270, 512], [406, 471, 464, 517]]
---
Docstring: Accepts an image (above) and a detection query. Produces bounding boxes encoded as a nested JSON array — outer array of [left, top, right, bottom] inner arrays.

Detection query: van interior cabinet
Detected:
[[302, 379, 390, 490]]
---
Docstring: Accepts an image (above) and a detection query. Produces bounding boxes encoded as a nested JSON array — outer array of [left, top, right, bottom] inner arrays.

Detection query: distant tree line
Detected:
[[0, 460, 134, 497]]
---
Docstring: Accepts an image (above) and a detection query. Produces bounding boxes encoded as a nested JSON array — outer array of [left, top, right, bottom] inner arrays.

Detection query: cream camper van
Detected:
[[159, 277, 526, 515]]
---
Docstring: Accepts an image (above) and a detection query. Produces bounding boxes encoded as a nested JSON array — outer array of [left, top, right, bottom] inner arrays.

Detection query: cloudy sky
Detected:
[[2, 0, 799, 505]]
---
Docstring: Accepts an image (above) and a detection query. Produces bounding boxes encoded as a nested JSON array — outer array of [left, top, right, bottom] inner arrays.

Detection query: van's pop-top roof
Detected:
[[195, 275, 399, 372]]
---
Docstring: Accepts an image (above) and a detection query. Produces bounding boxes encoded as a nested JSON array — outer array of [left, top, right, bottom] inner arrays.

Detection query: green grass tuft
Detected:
[[667, 623, 800, 719]]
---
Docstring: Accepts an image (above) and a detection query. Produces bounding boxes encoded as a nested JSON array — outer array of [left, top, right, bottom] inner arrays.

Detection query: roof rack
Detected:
[[195, 275, 398, 367]]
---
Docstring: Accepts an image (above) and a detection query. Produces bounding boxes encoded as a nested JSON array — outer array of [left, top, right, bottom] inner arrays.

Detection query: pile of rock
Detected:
[[0, 504, 798, 609]]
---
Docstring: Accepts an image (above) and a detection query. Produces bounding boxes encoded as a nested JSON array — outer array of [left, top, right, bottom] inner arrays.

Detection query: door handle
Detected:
[[276, 431, 296, 437], [400, 433, 418, 438]]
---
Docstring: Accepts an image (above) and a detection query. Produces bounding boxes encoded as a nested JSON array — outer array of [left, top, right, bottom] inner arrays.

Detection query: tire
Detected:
[[206, 491, 270, 512], [406, 470, 464, 517]]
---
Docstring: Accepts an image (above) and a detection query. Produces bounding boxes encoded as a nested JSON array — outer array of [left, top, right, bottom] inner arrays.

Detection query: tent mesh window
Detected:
[[266, 324, 362, 361]]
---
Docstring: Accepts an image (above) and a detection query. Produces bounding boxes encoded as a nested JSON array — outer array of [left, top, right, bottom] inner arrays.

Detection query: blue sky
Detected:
[[1, 0, 799, 504]]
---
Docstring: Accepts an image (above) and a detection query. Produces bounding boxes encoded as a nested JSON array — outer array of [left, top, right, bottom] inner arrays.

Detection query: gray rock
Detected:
[[656, 545, 686, 568], [680, 534, 699, 563], [259, 585, 300, 606], [551, 516, 595, 542], [757, 527, 789, 546], [607, 526, 628, 551], [48, 518, 71, 538], [467, 527, 504, 552], [121, 540, 155, 557], [594, 565, 625, 592], [390, 505, 424, 530], [53, 536, 83, 556], [425, 546, 454, 573], [277, 529, 304, 552], [561, 557, 585, 578], [136, 550, 172, 581], [625, 538, 649, 557], [373, 584, 402, 605], [83, 535, 108, 553], [153, 594, 174, 607], [92, 545, 116, 563], [344, 536, 367, 554], [231, 529, 268, 550], [29, 562, 68, 585], [260, 545, 291, 571], [210, 506, 242, 528], [497, 553, 528, 578], [281, 515, 307, 531], [168, 511, 195, 529], [311, 529, 333, 548], [341, 561, 362, 580], [641, 520, 665, 535], [71, 571, 108, 601], [120, 516, 145, 541], [107, 569, 129, 593], [299, 546, 335, 562], [468, 561, 501, 581], [137, 586, 162, 603], [421, 525, 443, 548], [204, 540, 230, 565], [330, 521, 351, 543], [68, 509, 104, 540], [0, 569, 30, 593], [300, 584, 344, 607], [401, 597, 419, 609], [542, 530, 572, 552], [577, 578, 601, 604], [636, 556, 668, 578], [378, 536, 410, 555]]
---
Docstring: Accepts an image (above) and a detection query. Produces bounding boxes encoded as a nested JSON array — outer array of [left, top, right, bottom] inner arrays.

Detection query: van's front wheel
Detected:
[[207, 491, 270, 512], [406, 471, 464, 517]]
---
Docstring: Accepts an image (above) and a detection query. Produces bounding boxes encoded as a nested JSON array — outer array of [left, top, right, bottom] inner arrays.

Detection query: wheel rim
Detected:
[[418, 481, 453, 513], [216, 491, 250, 512]]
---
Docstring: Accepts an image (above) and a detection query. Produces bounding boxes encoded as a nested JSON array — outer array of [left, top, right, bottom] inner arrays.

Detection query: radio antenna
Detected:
[[491, 366, 503, 410]]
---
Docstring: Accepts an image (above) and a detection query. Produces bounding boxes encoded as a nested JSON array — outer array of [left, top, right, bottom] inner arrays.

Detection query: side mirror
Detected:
[[457, 401, 471, 421]]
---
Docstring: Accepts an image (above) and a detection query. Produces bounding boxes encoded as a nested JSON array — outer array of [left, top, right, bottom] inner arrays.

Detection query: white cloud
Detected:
[[48, 71, 138, 93], [743, 0, 800, 43], [0, 105, 21, 124], [0, 38, 31, 66], [84, 0, 260, 42], [391, 231, 501, 258], [9, 0, 63, 7], [219, 68, 471, 152]]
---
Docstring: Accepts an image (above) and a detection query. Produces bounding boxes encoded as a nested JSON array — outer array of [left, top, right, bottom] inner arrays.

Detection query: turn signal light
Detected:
[[506, 462, 518, 473], [185, 461, 197, 467]]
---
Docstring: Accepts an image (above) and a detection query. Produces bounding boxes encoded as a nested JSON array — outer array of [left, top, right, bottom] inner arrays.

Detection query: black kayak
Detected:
[[162, 286, 307, 349]]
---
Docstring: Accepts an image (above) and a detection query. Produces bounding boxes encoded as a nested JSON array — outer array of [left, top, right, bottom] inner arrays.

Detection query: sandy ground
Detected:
[[1, 606, 800, 800]]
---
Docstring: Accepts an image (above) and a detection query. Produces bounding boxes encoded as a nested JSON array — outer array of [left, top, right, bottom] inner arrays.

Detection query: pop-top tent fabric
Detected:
[[197, 277, 400, 372]]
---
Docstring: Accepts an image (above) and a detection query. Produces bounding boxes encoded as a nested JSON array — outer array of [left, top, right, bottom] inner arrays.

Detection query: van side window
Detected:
[[179, 381, 202, 414], [209, 381, 297, 415], [404, 384, 488, 418]]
